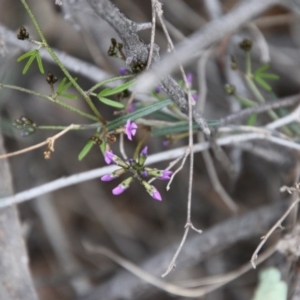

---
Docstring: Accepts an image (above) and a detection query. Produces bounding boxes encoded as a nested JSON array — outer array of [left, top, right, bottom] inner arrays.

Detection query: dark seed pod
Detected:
[[17, 26, 29, 40], [239, 39, 252, 52], [89, 136, 102, 145]]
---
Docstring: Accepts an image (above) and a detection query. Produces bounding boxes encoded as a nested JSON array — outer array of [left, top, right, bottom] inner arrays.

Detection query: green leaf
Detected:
[[22, 51, 37, 74], [57, 77, 78, 97], [98, 96, 125, 108], [78, 140, 94, 161], [106, 99, 173, 131], [17, 50, 36, 62], [254, 64, 270, 76], [59, 93, 78, 100], [259, 73, 279, 80], [247, 114, 257, 126], [35, 51, 44, 74], [57, 77, 67, 94], [98, 80, 135, 97], [254, 76, 272, 91]]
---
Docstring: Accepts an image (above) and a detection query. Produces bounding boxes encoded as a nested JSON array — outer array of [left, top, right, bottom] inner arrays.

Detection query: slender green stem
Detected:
[[38, 123, 101, 130], [0, 83, 98, 121], [89, 74, 134, 93], [245, 77, 293, 136], [21, 0, 105, 123], [245, 51, 252, 77]]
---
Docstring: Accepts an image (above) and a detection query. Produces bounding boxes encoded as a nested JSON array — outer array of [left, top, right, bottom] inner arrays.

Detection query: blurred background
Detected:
[[0, 0, 300, 299]]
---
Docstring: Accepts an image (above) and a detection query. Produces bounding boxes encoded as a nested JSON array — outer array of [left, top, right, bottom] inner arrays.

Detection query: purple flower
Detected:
[[104, 150, 115, 164], [159, 170, 173, 180], [141, 170, 148, 177], [151, 187, 162, 201], [101, 174, 116, 181], [119, 67, 128, 75], [125, 119, 138, 140], [112, 185, 128, 195], [141, 146, 148, 156], [162, 140, 169, 147], [112, 177, 133, 195], [154, 86, 161, 94]]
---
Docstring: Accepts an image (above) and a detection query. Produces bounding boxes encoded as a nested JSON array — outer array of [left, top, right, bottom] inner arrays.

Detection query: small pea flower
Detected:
[[154, 86, 161, 94], [125, 119, 138, 140], [159, 170, 173, 180], [119, 67, 128, 75], [141, 181, 162, 201], [112, 177, 133, 195], [104, 150, 115, 164]]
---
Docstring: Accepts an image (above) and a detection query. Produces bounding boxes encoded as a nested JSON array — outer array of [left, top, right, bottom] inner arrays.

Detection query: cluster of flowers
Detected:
[[101, 145, 172, 201], [101, 117, 172, 200]]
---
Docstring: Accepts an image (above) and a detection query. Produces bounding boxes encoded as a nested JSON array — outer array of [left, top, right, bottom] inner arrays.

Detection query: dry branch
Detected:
[[82, 202, 287, 300], [0, 123, 38, 300], [87, 0, 210, 134]]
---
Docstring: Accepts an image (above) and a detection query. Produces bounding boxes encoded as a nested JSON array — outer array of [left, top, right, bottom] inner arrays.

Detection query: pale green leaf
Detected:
[[98, 96, 125, 108], [98, 80, 134, 97], [78, 140, 94, 161]]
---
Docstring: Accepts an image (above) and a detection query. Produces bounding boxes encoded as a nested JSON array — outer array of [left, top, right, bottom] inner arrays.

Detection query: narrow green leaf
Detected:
[[247, 114, 257, 126], [57, 77, 67, 94], [254, 76, 272, 91], [22, 52, 37, 74], [59, 93, 78, 100], [98, 96, 125, 108], [17, 50, 36, 62], [57, 77, 78, 96], [61, 77, 78, 92], [258, 73, 279, 80], [106, 99, 173, 131], [98, 80, 135, 97], [35, 51, 44, 74], [78, 140, 94, 161], [254, 64, 270, 76]]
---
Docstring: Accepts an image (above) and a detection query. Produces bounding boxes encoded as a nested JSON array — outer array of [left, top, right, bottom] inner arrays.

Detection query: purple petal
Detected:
[[112, 185, 127, 195], [154, 86, 161, 93], [141, 170, 148, 177], [162, 140, 169, 147], [159, 170, 173, 180], [119, 67, 127, 75], [192, 93, 198, 101], [141, 146, 148, 156], [125, 120, 138, 140], [104, 150, 114, 164], [101, 174, 115, 181], [152, 188, 162, 201]]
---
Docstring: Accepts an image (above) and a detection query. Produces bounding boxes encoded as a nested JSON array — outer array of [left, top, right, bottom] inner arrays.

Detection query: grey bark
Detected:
[[0, 124, 38, 300]]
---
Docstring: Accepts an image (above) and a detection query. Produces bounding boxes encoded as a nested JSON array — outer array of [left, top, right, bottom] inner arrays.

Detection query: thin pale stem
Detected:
[[251, 194, 300, 268]]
